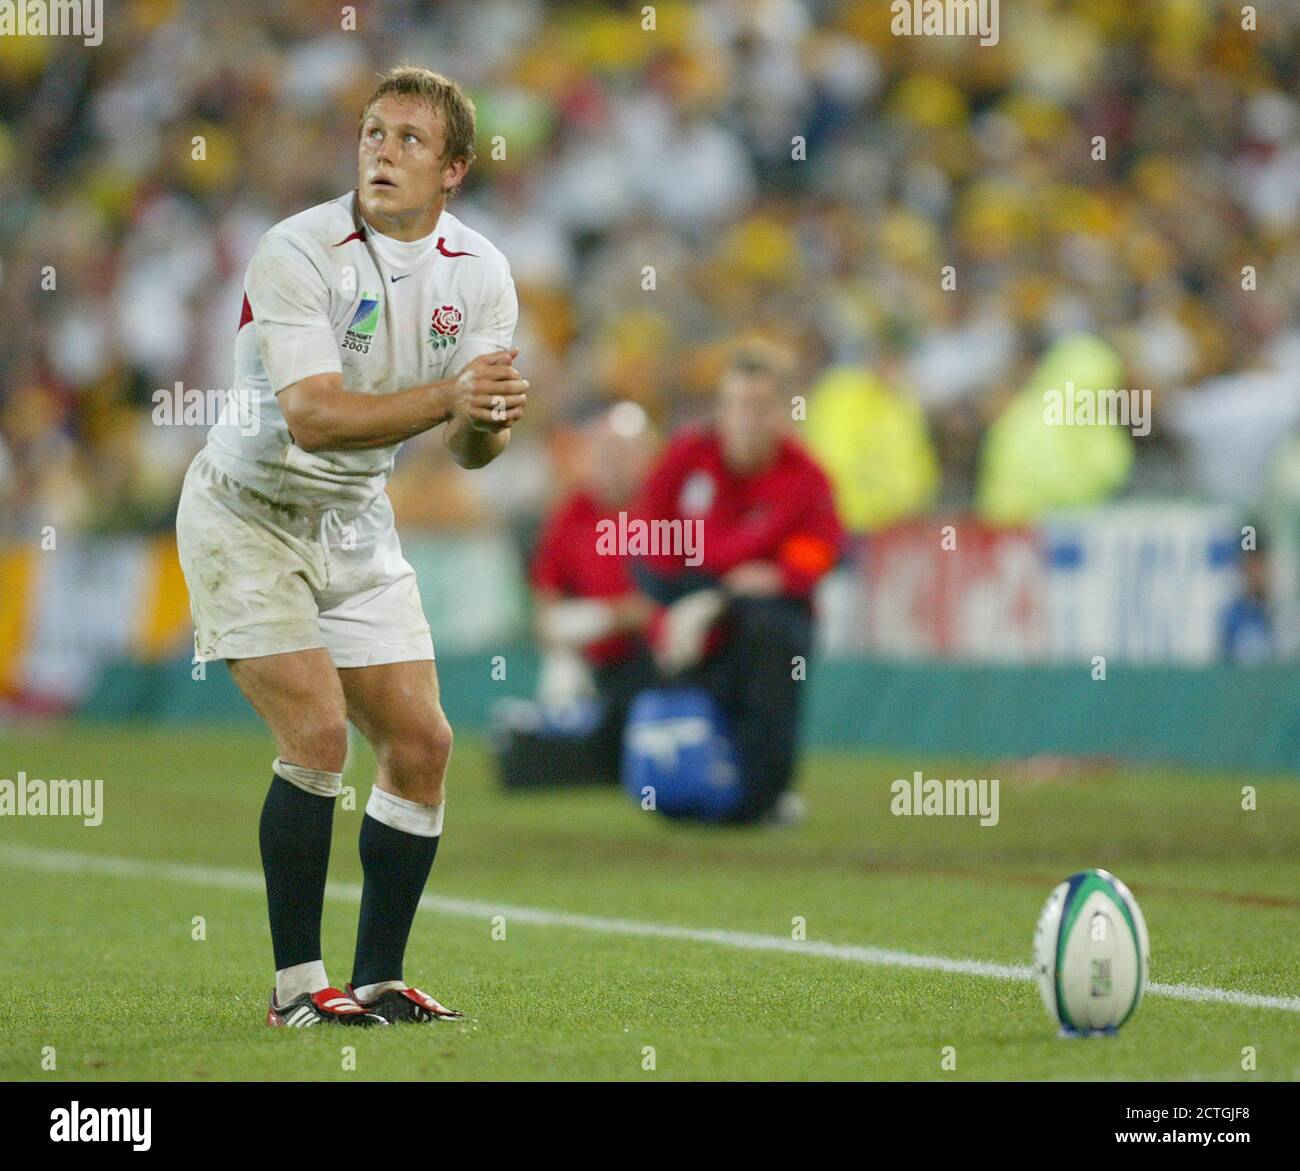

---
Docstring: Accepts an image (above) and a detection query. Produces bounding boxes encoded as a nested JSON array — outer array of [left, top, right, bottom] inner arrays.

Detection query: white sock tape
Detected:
[[275, 960, 329, 1005], [366, 785, 445, 837], [273, 757, 343, 799]]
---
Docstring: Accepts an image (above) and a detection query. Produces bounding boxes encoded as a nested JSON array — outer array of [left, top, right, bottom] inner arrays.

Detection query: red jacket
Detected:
[[530, 489, 641, 667], [633, 426, 844, 600]]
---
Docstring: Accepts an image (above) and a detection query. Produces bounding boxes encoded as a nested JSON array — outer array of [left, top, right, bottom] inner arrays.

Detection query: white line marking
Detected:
[[2, 843, 1297, 1014]]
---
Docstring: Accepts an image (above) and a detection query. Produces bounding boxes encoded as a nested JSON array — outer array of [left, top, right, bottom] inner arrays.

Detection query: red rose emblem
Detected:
[[430, 304, 463, 337]]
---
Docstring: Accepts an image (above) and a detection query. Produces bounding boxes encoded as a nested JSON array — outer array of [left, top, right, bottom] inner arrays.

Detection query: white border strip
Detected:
[[2, 844, 1296, 1014]]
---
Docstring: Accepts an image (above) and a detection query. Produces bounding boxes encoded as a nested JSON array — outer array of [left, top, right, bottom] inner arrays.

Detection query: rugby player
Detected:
[[176, 67, 527, 1026]]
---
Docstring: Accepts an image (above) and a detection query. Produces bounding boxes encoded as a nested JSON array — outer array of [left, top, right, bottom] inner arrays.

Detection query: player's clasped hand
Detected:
[[450, 347, 529, 432]]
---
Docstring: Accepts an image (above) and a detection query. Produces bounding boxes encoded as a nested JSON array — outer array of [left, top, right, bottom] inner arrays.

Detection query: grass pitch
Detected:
[[0, 722, 1297, 1081]]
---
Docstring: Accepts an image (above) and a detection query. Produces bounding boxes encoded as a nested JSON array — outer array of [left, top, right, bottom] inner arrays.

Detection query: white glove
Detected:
[[657, 588, 727, 675], [537, 599, 617, 650], [537, 648, 597, 708]]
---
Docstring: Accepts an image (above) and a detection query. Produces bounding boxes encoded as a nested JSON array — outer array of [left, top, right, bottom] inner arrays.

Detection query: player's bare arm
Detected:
[[278, 348, 528, 455]]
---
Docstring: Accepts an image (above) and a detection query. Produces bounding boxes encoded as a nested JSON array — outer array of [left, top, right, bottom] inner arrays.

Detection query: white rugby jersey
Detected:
[[205, 189, 517, 516]]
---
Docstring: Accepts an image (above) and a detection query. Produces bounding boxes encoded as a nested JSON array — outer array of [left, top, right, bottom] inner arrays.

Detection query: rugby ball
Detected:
[[1032, 868, 1149, 1036]]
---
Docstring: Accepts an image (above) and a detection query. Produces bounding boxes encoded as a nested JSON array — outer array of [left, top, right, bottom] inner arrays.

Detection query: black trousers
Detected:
[[684, 596, 815, 823]]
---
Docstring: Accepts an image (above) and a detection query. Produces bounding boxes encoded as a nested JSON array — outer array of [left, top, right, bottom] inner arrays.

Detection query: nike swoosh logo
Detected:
[[390, 273, 413, 283]]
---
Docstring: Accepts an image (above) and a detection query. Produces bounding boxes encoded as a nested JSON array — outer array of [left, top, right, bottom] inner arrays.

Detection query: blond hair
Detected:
[[361, 66, 477, 169]]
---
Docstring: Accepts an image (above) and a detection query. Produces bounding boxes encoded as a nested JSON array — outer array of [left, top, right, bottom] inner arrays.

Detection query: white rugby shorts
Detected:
[[176, 448, 434, 667]]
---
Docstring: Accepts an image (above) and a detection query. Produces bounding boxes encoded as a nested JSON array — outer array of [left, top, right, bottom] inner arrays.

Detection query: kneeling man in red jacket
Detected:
[[632, 340, 845, 824]]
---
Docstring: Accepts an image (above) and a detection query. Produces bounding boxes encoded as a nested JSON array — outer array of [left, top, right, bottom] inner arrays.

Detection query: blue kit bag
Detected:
[[621, 688, 742, 820]]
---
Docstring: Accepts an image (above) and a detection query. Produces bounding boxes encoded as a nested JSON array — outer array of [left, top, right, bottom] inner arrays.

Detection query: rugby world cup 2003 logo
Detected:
[[344, 292, 381, 354], [429, 304, 463, 350]]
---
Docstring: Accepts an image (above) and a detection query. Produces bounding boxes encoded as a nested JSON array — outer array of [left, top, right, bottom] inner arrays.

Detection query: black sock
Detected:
[[258, 773, 336, 972], [351, 814, 440, 988]]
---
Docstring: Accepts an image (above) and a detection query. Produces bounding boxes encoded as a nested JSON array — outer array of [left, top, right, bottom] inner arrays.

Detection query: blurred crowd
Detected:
[[1, 0, 1299, 540]]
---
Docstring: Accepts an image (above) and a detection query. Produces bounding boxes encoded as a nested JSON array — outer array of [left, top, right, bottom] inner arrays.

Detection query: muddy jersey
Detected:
[[205, 189, 517, 516]]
